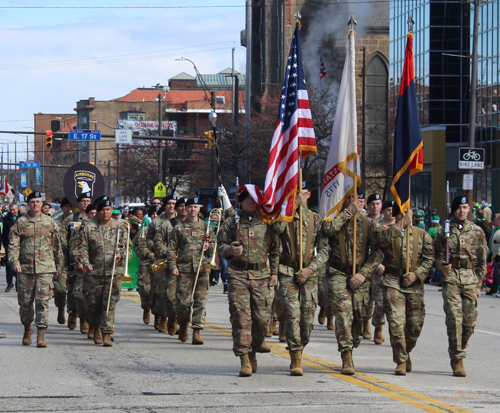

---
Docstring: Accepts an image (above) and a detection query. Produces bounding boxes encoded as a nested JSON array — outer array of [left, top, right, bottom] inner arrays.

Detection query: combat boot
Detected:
[[167, 315, 177, 336], [103, 333, 113, 347], [143, 309, 150, 325], [154, 315, 160, 330], [318, 307, 326, 325], [80, 319, 89, 334], [327, 318, 334, 330], [57, 307, 66, 325], [93, 327, 103, 345], [22, 324, 32, 346], [341, 351, 355, 375], [289, 350, 303, 376], [192, 328, 204, 345], [266, 320, 273, 337], [255, 339, 271, 353], [272, 319, 279, 335], [87, 326, 95, 340], [158, 315, 168, 333], [178, 323, 189, 342], [395, 362, 406, 375], [374, 326, 384, 344], [36, 328, 47, 348], [451, 359, 466, 377], [68, 312, 77, 330], [406, 355, 412, 372], [239, 355, 252, 377], [249, 349, 258, 373], [362, 319, 372, 339], [279, 322, 286, 343]]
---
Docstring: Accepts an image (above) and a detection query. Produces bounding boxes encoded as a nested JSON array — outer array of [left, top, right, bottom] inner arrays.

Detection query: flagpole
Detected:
[[299, 152, 303, 271], [318, 46, 322, 100]]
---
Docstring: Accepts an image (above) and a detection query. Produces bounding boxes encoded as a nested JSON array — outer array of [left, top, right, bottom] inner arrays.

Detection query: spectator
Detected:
[[475, 208, 493, 244], [41, 202, 51, 215], [18, 205, 28, 215], [2, 203, 24, 292], [428, 214, 442, 240], [482, 200, 492, 222]]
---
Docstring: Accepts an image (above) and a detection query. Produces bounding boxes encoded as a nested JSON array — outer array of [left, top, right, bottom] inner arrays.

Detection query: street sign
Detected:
[[196, 188, 218, 197], [154, 182, 167, 198], [24, 188, 32, 196], [69, 130, 101, 141], [458, 147, 485, 170], [19, 161, 40, 168], [115, 129, 133, 144], [463, 174, 474, 190]]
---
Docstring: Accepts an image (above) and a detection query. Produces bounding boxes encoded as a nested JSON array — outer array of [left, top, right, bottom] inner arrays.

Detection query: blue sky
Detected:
[[0, 0, 246, 161]]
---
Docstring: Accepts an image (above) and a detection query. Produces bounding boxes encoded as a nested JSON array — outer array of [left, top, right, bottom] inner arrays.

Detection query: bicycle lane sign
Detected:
[[458, 147, 485, 170]]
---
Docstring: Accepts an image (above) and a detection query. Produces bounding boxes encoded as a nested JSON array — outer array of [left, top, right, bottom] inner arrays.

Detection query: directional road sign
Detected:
[[69, 130, 101, 141], [19, 161, 40, 168]]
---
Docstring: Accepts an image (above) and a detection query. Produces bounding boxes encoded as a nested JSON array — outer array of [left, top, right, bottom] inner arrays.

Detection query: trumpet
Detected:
[[204, 208, 223, 270], [151, 258, 168, 273]]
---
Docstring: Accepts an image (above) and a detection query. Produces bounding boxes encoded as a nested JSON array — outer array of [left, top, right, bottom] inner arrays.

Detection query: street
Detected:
[[0, 269, 499, 413]]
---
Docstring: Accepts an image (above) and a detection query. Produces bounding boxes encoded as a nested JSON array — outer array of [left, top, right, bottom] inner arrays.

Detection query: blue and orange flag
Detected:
[[391, 32, 423, 212]]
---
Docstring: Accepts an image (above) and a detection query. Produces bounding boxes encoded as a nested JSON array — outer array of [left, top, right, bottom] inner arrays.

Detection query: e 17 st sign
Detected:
[[458, 147, 485, 170]]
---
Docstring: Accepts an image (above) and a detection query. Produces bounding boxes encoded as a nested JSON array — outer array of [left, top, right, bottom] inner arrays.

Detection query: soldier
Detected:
[[164, 194, 178, 221], [217, 186, 279, 377], [274, 184, 329, 375], [52, 197, 72, 324], [9, 191, 64, 347], [76, 199, 131, 347], [170, 197, 188, 227], [63, 191, 92, 331], [86, 203, 97, 219], [322, 193, 381, 375], [376, 204, 434, 375], [434, 196, 487, 377], [167, 198, 212, 345], [358, 192, 366, 215]]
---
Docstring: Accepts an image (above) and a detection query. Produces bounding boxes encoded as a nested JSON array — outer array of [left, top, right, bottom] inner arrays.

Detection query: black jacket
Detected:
[[2, 212, 24, 248]]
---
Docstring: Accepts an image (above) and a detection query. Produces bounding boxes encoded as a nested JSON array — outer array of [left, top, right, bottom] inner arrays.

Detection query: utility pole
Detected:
[[158, 93, 163, 183], [245, 0, 252, 182]]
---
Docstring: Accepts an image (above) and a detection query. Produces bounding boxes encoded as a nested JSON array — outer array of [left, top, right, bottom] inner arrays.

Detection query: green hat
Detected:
[[431, 214, 440, 223], [112, 209, 121, 215], [414, 210, 425, 218]]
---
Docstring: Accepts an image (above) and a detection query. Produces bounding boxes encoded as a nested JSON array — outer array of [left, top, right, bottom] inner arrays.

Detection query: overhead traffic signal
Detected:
[[45, 130, 53, 148], [204, 130, 215, 149]]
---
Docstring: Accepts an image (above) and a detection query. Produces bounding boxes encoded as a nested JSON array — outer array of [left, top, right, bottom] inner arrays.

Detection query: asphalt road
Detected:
[[0, 268, 499, 413]]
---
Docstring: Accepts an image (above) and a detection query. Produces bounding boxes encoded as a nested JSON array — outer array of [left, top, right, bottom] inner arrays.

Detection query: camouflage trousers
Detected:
[[151, 269, 167, 316], [175, 270, 209, 329], [137, 261, 152, 311], [383, 287, 425, 364], [326, 273, 370, 352], [371, 274, 385, 327], [278, 274, 318, 351], [53, 272, 67, 310], [317, 264, 328, 311], [360, 279, 374, 325], [442, 282, 478, 360], [165, 272, 177, 319], [270, 285, 284, 323], [17, 273, 54, 328], [66, 272, 77, 315], [74, 271, 87, 321], [228, 277, 273, 356], [84, 275, 121, 334]]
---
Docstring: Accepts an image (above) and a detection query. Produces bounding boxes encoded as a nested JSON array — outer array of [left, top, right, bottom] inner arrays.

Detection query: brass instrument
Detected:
[[151, 258, 168, 273], [204, 208, 223, 270], [191, 213, 214, 303]]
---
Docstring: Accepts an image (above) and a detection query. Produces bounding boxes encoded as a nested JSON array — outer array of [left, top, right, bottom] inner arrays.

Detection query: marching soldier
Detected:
[[274, 184, 329, 375], [376, 204, 434, 375], [170, 197, 188, 227], [9, 191, 64, 347], [63, 191, 93, 332], [76, 199, 131, 347], [322, 193, 381, 375], [217, 186, 280, 377], [167, 198, 212, 345], [434, 196, 487, 377], [164, 194, 178, 221]]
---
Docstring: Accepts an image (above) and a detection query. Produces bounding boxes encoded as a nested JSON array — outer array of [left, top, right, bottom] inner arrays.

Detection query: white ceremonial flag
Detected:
[[319, 28, 361, 219]]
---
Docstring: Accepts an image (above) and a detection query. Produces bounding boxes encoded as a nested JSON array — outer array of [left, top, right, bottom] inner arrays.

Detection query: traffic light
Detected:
[[204, 130, 215, 149], [45, 130, 53, 148]]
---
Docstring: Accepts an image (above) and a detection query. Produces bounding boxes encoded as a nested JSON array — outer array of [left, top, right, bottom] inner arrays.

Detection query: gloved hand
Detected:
[[402, 272, 418, 287], [295, 266, 314, 284], [227, 241, 243, 257], [395, 209, 413, 231], [345, 200, 360, 216], [437, 261, 451, 276], [269, 274, 278, 287], [349, 272, 365, 290], [218, 185, 232, 211]]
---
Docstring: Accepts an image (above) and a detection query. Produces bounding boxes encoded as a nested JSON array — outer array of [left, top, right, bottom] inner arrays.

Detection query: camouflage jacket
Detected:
[[153, 218, 174, 259], [167, 219, 213, 273], [322, 209, 381, 280], [274, 206, 329, 277], [217, 210, 279, 280], [434, 218, 487, 287], [8, 213, 64, 274], [134, 226, 153, 261], [377, 225, 435, 293], [53, 214, 70, 257], [75, 217, 132, 277], [147, 214, 171, 253], [368, 215, 383, 224]]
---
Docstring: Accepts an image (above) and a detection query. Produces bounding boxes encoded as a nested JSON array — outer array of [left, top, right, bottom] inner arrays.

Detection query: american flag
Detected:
[[258, 22, 316, 223], [320, 56, 327, 79]]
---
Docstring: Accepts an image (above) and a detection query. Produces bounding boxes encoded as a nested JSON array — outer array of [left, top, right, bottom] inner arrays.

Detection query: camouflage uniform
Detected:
[[217, 211, 280, 356], [133, 226, 153, 311], [435, 219, 487, 360], [53, 214, 69, 311], [377, 224, 434, 364], [317, 263, 328, 316], [274, 206, 329, 351], [322, 211, 381, 352], [9, 213, 64, 328], [75, 217, 131, 334], [167, 219, 212, 330]]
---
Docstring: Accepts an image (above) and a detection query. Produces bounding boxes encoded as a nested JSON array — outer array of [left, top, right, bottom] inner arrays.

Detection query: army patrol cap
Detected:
[[451, 196, 468, 215], [93, 195, 108, 205], [96, 199, 111, 212], [59, 197, 71, 208], [184, 197, 200, 207], [175, 197, 188, 209], [76, 192, 92, 202], [382, 200, 394, 211], [367, 193, 381, 204], [27, 191, 42, 202]]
